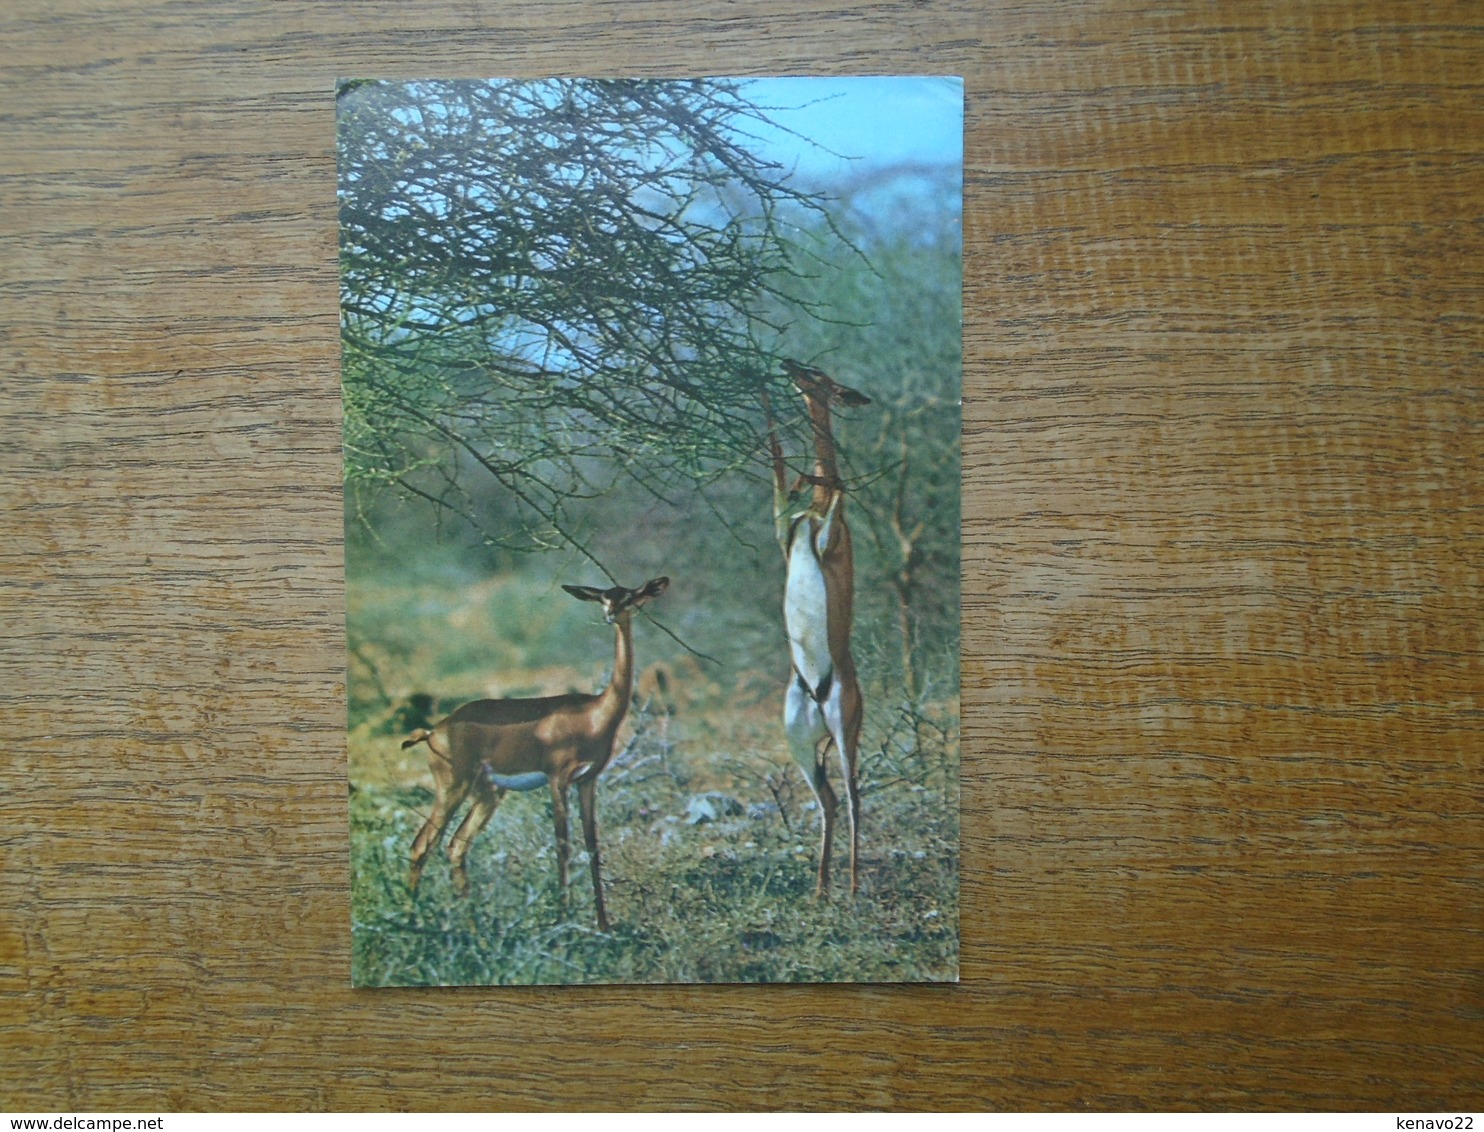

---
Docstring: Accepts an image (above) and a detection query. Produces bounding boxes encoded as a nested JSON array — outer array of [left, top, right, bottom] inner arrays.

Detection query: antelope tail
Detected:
[[401, 729, 432, 750]]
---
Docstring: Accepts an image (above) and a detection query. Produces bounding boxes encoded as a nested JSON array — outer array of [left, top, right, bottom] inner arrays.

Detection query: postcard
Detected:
[[339, 76, 962, 985]]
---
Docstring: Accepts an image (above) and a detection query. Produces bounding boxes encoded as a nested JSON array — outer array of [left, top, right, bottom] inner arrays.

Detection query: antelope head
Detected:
[[781, 358, 872, 408], [561, 577, 670, 624]]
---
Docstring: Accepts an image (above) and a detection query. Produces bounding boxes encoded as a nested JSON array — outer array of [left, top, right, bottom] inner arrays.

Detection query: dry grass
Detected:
[[346, 566, 958, 985]]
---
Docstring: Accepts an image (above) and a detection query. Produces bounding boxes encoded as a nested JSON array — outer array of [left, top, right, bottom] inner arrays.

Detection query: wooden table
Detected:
[[3, 0, 1480, 1111]]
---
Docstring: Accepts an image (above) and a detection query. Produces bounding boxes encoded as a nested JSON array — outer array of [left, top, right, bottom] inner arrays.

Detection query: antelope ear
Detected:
[[633, 576, 670, 604], [562, 584, 606, 603], [837, 386, 872, 407]]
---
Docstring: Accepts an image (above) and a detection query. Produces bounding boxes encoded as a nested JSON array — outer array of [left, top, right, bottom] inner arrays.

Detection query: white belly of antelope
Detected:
[[785, 531, 833, 697], [482, 767, 549, 792]]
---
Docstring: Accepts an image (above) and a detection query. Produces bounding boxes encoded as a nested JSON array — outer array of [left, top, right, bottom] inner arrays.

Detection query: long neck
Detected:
[[598, 613, 635, 720], [763, 390, 792, 556], [805, 394, 841, 513]]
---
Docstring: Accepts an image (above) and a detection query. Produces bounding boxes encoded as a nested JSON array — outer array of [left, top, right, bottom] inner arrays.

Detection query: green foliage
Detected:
[[339, 88, 964, 985], [763, 176, 964, 698], [338, 79, 843, 564]]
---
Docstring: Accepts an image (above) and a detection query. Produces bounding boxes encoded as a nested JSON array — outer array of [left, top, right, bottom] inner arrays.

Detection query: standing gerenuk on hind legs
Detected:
[[764, 359, 872, 898]]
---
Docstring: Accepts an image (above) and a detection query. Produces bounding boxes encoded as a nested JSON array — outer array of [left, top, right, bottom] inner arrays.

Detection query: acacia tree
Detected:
[[338, 78, 837, 569]]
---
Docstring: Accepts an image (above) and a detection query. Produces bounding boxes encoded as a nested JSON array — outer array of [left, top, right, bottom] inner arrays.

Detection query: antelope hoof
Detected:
[[452, 868, 470, 898]]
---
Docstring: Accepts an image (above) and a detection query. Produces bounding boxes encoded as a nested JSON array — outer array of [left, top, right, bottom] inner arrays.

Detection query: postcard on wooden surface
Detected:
[[338, 77, 962, 985]]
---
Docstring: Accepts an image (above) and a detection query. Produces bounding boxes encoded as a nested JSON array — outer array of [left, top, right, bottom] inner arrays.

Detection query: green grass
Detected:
[[349, 698, 959, 986], [345, 557, 959, 986]]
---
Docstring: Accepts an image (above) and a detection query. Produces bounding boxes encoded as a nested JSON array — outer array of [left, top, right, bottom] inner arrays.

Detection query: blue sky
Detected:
[[736, 76, 964, 183]]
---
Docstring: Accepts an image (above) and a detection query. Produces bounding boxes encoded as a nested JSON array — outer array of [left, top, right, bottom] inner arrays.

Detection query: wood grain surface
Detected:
[[3, 0, 1481, 1112]]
